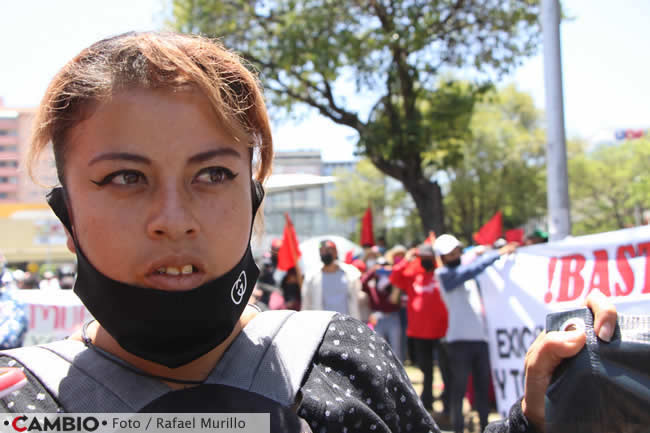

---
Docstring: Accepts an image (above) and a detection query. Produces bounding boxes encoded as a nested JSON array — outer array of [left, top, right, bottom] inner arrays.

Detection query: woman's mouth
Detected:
[[145, 264, 206, 291], [153, 265, 199, 276]]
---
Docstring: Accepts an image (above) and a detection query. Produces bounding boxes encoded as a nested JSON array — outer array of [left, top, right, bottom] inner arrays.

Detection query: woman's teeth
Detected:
[[155, 265, 195, 275]]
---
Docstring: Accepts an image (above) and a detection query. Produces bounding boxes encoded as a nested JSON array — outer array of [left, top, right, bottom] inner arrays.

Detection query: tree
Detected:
[[171, 0, 542, 233], [568, 138, 650, 235], [444, 85, 547, 244], [328, 159, 422, 246]]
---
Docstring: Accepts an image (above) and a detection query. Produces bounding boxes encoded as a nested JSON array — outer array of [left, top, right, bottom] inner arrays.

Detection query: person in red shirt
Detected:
[[390, 243, 451, 420]]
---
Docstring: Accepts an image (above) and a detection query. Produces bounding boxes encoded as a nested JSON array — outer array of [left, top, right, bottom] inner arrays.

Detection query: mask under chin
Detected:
[[45, 181, 266, 368]]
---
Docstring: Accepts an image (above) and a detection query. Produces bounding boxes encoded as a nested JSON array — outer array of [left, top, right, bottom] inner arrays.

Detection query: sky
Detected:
[[0, 0, 648, 161]]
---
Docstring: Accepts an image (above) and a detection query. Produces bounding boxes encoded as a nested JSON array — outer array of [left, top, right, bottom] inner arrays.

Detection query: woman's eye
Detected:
[[113, 172, 144, 185], [194, 167, 238, 184], [92, 170, 146, 187]]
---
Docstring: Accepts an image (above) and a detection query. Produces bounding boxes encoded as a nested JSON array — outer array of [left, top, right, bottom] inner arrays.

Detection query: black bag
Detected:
[[545, 307, 650, 433], [139, 384, 311, 433]]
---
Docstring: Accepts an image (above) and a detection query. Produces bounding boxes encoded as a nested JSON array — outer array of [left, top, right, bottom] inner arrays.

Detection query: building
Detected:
[[272, 150, 322, 175], [264, 173, 338, 238], [0, 102, 57, 204], [254, 150, 358, 256]]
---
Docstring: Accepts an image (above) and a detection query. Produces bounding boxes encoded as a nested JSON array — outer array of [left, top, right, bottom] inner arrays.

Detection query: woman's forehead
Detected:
[[67, 89, 252, 159]]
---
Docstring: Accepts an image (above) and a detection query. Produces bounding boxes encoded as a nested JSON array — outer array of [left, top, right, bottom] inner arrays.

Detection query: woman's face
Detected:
[[63, 89, 253, 291]]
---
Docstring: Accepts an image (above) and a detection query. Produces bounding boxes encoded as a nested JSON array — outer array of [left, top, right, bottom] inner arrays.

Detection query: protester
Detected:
[[376, 236, 387, 254], [434, 234, 517, 433], [385, 244, 410, 363], [279, 267, 301, 311], [0, 32, 619, 433], [58, 265, 76, 290], [38, 270, 61, 291], [361, 256, 403, 361], [253, 256, 275, 309], [302, 240, 368, 321], [524, 228, 549, 245], [362, 245, 382, 269], [385, 244, 407, 267], [0, 256, 28, 350], [11, 270, 26, 290], [390, 243, 452, 423]]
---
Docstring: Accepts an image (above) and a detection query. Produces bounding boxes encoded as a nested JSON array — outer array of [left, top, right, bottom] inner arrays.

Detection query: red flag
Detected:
[[505, 228, 524, 244], [473, 211, 502, 245], [277, 213, 301, 271], [360, 207, 375, 247]]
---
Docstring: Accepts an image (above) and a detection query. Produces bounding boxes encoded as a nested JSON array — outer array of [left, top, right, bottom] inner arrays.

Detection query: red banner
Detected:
[[360, 207, 375, 247], [277, 213, 301, 271], [473, 211, 502, 245]]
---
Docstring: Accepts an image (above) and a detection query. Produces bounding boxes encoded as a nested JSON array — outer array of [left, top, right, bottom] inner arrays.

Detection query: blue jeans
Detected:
[[448, 341, 491, 433], [373, 311, 403, 362]]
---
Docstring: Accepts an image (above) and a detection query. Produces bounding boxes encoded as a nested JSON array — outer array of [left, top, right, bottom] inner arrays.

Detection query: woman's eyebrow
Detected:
[[87, 148, 242, 167], [188, 148, 242, 164], [88, 152, 150, 166]]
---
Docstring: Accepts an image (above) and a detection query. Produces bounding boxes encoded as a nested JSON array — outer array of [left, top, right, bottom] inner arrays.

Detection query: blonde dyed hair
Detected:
[[28, 31, 273, 187]]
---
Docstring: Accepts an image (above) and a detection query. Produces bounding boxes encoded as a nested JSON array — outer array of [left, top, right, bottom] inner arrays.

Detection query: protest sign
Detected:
[[477, 225, 650, 417], [14, 290, 91, 346]]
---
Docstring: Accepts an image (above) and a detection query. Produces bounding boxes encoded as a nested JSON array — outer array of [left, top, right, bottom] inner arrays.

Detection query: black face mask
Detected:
[[47, 181, 265, 368], [320, 253, 334, 266], [446, 258, 462, 268], [420, 258, 435, 271]]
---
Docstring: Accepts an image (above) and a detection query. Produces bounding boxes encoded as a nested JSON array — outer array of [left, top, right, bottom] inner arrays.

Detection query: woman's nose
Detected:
[[146, 186, 199, 240]]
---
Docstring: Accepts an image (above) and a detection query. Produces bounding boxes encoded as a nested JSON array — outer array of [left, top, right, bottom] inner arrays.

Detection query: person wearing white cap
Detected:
[[38, 271, 61, 291], [434, 234, 517, 433]]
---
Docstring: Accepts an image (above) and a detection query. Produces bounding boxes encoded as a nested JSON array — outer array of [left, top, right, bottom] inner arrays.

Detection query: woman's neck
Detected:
[[69, 305, 260, 390]]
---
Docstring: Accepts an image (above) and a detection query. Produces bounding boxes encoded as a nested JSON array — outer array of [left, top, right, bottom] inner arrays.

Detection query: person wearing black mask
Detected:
[[0, 31, 620, 433], [434, 234, 517, 433], [390, 243, 452, 423], [301, 240, 367, 320]]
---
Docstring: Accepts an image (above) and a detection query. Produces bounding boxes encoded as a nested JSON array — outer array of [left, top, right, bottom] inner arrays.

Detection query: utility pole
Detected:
[[543, 0, 571, 241]]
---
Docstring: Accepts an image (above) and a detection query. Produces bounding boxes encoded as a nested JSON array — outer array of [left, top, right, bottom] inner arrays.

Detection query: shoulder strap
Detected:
[[206, 309, 335, 407], [2, 340, 170, 412], [2, 310, 335, 412]]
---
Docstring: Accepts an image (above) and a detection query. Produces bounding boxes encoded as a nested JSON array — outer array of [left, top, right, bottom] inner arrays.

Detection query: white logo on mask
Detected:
[[231, 271, 247, 305]]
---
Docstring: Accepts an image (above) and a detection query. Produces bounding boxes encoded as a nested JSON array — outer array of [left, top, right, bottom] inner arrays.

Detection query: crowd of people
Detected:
[[1, 262, 76, 291], [250, 230, 546, 432]]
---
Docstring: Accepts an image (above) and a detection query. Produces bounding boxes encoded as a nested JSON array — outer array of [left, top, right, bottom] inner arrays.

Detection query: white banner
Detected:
[[14, 290, 91, 346], [477, 225, 650, 417]]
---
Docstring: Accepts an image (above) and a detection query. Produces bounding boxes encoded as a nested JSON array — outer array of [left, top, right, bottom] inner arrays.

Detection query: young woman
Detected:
[[0, 32, 617, 433]]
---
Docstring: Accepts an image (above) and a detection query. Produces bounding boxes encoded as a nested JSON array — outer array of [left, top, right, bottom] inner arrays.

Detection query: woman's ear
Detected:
[[64, 226, 76, 254]]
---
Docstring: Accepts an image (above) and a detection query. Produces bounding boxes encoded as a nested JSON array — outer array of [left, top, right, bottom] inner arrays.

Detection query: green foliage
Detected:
[[569, 138, 650, 235], [328, 159, 422, 245], [361, 81, 491, 171], [444, 85, 547, 244], [170, 0, 543, 233]]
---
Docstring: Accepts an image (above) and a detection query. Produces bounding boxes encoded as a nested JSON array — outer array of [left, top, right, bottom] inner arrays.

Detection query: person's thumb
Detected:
[[529, 329, 586, 377]]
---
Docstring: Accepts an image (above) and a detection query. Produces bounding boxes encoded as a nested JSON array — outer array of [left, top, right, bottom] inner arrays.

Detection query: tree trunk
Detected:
[[370, 156, 445, 238], [402, 178, 445, 236]]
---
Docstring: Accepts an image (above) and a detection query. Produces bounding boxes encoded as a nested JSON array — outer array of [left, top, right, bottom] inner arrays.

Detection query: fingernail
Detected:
[[598, 322, 613, 342]]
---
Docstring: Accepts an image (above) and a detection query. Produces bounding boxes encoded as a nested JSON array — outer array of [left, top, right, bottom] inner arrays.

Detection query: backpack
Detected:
[[1, 310, 335, 412]]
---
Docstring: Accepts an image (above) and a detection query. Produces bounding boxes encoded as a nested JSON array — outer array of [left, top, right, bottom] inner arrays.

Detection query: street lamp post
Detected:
[[543, 0, 572, 241]]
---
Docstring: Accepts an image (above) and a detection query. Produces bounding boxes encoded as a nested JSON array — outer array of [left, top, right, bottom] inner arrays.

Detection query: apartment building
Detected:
[[0, 101, 57, 203]]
